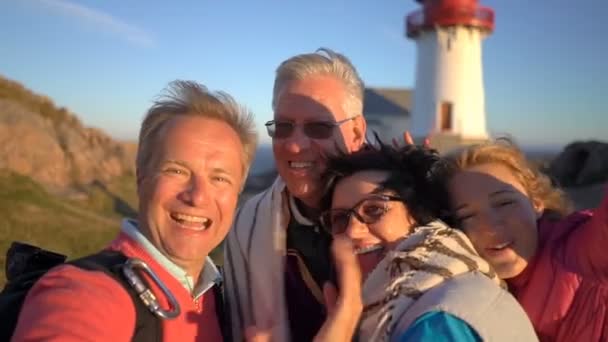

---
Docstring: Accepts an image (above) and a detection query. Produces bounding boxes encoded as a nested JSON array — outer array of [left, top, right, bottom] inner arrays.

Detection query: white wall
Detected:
[[411, 26, 489, 139]]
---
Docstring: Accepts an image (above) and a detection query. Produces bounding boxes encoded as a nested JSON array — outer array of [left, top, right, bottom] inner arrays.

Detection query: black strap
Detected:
[[69, 251, 161, 342], [213, 269, 231, 342], [78, 252, 234, 341]]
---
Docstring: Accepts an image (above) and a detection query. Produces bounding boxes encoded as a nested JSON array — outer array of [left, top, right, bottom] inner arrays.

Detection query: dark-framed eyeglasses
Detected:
[[264, 116, 358, 140], [320, 194, 404, 235]]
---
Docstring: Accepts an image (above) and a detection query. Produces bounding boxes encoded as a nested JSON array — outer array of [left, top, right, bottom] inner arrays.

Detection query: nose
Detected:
[[179, 175, 210, 207], [281, 126, 311, 154], [475, 210, 507, 237]]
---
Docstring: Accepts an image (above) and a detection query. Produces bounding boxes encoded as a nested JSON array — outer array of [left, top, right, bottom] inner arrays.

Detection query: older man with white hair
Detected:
[[224, 48, 367, 342]]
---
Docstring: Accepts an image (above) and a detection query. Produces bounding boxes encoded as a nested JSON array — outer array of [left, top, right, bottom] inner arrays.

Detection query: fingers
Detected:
[[394, 131, 414, 148], [330, 236, 362, 303], [313, 237, 363, 342], [331, 236, 359, 281], [245, 326, 272, 342], [404, 131, 414, 145], [394, 131, 415, 148]]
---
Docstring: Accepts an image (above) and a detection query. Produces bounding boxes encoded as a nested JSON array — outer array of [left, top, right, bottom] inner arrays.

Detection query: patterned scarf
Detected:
[[358, 220, 502, 342]]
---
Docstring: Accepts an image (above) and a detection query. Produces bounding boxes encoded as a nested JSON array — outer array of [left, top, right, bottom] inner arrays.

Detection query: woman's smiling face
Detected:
[[448, 162, 541, 279], [328, 170, 415, 276]]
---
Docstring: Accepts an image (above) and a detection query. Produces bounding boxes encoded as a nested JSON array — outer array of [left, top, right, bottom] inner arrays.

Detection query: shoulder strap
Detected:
[[213, 267, 231, 342], [69, 251, 162, 342]]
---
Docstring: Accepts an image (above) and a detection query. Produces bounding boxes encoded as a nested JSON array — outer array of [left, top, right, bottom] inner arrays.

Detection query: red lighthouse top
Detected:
[[406, 0, 495, 38]]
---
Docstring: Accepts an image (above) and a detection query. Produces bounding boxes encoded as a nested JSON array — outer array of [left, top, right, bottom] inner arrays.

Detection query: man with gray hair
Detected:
[[12, 81, 257, 341], [224, 48, 367, 341]]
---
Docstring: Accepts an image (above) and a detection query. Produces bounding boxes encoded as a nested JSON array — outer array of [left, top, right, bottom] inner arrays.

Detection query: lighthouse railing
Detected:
[[406, 5, 495, 37]]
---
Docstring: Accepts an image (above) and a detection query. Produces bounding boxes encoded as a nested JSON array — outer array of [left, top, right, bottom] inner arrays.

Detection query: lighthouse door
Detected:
[[439, 101, 453, 132]]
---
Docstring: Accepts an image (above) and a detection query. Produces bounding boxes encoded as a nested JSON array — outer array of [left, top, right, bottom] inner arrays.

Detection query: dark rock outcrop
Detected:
[[549, 141, 608, 187]]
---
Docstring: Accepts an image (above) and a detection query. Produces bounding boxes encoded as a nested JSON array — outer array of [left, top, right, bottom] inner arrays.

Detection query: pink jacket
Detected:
[[509, 188, 608, 341], [12, 232, 223, 342]]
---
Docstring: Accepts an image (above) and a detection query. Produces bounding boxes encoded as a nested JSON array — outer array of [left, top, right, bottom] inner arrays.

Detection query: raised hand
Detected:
[[314, 236, 363, 342], [392, 131, 430, 148], [244, 237, 362, 342]]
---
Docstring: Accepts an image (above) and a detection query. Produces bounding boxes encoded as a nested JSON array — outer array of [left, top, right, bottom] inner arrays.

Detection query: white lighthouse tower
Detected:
[[406, 0, 495, 150]]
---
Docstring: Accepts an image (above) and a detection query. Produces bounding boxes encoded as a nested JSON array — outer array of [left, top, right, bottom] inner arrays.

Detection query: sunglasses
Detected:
[[264, 116, 358, 140], [320, 194, 404, 235]]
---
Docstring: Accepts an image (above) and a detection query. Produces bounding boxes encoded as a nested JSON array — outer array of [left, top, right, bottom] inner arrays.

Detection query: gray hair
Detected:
[[137, 80, 258, 181], [272, 48, 364, 117]]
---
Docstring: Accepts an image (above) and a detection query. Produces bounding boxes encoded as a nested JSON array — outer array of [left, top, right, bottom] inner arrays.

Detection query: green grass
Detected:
[[0, 170, 132, 286]]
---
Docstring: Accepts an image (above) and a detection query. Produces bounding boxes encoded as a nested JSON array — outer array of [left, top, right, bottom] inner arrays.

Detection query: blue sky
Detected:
[[1, 0, 606, 149]]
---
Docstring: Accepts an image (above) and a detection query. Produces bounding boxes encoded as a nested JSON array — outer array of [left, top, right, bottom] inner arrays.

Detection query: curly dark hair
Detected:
[[320, 137, 454, 227]]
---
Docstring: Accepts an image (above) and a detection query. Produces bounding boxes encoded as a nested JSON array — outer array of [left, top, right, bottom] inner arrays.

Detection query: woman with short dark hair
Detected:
[[318, 141, 537, 341]]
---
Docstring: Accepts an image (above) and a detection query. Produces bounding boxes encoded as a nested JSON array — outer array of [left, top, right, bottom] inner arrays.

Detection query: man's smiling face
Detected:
[[137, 115, 244, 275]]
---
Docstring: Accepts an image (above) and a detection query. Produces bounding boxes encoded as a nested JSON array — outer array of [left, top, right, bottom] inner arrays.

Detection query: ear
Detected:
[[351, 115, 367, 150]]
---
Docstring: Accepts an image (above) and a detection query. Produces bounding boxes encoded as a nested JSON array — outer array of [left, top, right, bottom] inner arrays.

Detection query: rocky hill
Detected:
[[547, 140, 608, 210], [0, 75, 139, 285], [0, 75, 136, 193]]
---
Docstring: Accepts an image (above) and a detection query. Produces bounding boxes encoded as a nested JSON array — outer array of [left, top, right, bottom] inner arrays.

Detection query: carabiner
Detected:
[[122, 258, 181, 319]]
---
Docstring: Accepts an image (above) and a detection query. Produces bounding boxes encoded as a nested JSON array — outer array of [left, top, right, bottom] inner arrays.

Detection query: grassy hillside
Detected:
[[0, 74, 146, 286], [0, 170, 137, 285]]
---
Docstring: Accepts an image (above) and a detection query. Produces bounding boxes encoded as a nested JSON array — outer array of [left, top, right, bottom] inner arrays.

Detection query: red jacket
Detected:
[[509, 188, 608, 341], [12, 232, 223, 342]]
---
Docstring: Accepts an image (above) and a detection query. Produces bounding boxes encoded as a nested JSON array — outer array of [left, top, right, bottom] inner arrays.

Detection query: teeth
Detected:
[[171, 213, 211, 231], [289, 161, 313, 169], [492, 242, 510, 250], [173, 213, 209, 223], [355, 245, 383, 255]]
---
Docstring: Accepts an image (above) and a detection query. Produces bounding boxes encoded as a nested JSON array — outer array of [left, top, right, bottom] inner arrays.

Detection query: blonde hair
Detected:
[[272, 47, 364, 116], [448, 138, 573, 218], [137, 80, 258, 179]]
